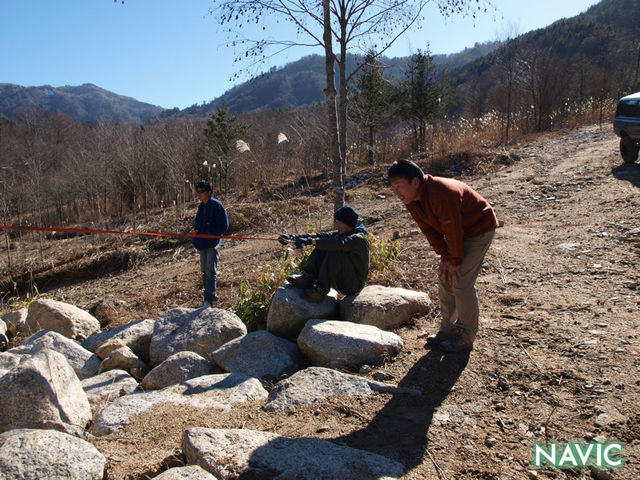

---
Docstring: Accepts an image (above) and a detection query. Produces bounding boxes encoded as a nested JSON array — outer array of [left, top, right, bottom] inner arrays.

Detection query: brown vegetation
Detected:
[[2, 122, 639, 480]]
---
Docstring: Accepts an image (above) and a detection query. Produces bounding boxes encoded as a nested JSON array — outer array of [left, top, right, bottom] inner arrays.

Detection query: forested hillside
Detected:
[[2, 0, 637, 123], [0, 83, 163, 123], [174, 42, 501, 117], [453, 0, 639, 129]]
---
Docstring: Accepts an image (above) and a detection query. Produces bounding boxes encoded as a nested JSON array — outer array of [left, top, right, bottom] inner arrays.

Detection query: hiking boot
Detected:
[[425, 330, 457, 348], [286, 271, 316, 290], [438, 336, 474, 353], [301, 285, 330, 303], [202, 301, 212, 309]]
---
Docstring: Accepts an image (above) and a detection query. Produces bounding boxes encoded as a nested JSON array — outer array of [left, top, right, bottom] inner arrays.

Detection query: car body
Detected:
[[613, 91, 640, 163]]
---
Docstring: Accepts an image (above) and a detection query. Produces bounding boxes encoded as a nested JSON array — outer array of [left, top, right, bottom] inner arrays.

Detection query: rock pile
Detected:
[[0, 284, 430, 479]]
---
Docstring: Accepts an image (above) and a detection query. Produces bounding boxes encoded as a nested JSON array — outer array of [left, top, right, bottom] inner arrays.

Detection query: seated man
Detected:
[[279, 206, 369, 303]]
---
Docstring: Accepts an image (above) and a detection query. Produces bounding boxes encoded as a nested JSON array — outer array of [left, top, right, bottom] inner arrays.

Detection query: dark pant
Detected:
[[199, 247, 220, 303], [305, 248, 363, 296]]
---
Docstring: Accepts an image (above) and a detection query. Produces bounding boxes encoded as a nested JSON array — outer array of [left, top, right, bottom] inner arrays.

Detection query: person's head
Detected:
[[195, 181, 212, 203], [387, 159, 424, 205], [334, 206, 359, 234]]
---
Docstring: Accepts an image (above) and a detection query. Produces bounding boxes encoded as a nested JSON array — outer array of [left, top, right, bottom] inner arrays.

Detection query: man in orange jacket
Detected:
[[388, 159, 499, 352]]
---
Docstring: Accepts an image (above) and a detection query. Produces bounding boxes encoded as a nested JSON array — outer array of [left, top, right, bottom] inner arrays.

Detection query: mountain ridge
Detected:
[[1, 0, 637, 123], [0, 83, 164, 123]]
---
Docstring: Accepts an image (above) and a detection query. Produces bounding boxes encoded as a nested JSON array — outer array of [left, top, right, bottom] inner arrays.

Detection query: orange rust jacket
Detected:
[[406, 175, 499, 266]]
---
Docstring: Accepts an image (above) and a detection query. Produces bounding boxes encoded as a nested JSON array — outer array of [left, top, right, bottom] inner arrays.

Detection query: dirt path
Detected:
[[3, 124, 639, 479]]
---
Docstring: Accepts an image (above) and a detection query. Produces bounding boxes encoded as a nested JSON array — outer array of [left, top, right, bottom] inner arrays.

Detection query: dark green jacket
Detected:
[[313, 224, 370, 292]]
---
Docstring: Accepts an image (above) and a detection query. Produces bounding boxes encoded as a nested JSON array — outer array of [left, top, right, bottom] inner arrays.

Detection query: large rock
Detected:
[[9, 329, 101, 379], [265, 366, 414, 412], [150, 308, 247, 367], [81, 369, 139, 415], [0, 317, 6, 346], [266, 284, 338, 338], [82, 318, 155, 363], [98, 345, 149, 379], [95, 338, 127, 359], [0, 352, 23, 377], [298, 319, 403, 370], [183, 427, 403, 480], [0, 349, 92, 433], [141, 351, 216, 390], [212, 330, 300, 380], [2, 308, 28, 337], [91, 373, 267, 435], [154, 465, 217, 479], [26, 298, 100, 341], [0, 428, 106, 480], [340, 285, 431, 329]]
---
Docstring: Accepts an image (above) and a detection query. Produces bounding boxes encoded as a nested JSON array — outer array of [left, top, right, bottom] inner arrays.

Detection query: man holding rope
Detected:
[[193, 181, 229, 308], [279, 206, 370, 303]]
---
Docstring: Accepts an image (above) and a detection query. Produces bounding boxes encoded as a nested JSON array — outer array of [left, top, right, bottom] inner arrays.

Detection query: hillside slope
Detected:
[[175, 42, 501, 117], [0, 83, 164, 123], [3, 124, 638, 479]]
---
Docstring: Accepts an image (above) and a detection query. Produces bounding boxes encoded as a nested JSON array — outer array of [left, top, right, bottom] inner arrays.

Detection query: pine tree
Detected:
[[350, 52, 392, 166], [397, 50, 455, 153], [203, 108, 248, 192]]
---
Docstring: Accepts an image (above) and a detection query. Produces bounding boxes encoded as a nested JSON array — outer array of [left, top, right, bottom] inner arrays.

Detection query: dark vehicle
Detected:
[[613, 92, 640, 163]]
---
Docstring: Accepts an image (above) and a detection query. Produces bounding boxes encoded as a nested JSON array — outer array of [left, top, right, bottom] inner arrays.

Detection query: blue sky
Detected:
[[1, 0, 601, 110]]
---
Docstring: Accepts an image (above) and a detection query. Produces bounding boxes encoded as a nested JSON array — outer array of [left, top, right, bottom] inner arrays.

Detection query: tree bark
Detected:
[[322, 0, 344, 211], [338, 22, 348, 204]]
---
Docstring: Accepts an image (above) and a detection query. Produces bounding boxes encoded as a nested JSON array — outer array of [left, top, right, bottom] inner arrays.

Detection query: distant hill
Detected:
[[0, 83, 164, 123], [453, 0, 640, 101], [175, 42, 501, 117], [3, 0, 635, 123]]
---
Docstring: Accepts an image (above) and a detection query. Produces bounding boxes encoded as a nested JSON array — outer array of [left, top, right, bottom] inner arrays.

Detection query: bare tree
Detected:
[[215, 0, 492, 209], [522, 47, 568, 131], [493, 25, 520, 142]]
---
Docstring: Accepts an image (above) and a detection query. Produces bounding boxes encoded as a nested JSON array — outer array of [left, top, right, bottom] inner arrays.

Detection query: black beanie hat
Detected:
[[334, 206, 359, 228]]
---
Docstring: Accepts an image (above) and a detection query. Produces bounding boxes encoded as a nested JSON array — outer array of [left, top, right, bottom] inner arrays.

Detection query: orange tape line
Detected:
[[0, 225, 279, 242]]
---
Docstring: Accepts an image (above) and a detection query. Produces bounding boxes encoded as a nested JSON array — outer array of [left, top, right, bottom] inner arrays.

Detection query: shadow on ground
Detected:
[[612, 162, 640, 188], [335, 348, 470, 473]]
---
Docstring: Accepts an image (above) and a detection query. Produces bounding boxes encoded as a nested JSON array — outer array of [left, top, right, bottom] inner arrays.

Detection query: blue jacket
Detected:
[[193, 196, 229, 250]]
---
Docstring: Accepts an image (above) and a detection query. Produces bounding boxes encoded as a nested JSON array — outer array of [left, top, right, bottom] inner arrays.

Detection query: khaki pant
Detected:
[[438, 230, 495, 343]]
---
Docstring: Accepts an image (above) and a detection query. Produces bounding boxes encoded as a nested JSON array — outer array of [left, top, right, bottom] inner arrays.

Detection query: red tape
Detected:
[[0, 225, 279, 242]]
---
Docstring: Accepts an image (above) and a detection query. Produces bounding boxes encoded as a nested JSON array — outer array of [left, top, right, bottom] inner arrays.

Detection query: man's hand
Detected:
[[278, 233, 293, 245], [294, 237, 313, 249], [438, 260, 461, 286]]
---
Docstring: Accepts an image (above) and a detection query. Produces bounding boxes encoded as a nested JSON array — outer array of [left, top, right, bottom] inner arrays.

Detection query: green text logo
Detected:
[[532, 441, 623, 469]]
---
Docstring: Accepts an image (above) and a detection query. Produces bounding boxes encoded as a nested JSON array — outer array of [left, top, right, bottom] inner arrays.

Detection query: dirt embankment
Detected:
[[2, 124, 639, 479]]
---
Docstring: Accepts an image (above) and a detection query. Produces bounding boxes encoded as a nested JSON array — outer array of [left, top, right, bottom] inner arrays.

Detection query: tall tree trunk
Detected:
[[2, 209, 11, 276], [322, 0, 343, 211], [505, 76, 512, 142], [368, 126, 375, 166], [338, 33, 348, 201]]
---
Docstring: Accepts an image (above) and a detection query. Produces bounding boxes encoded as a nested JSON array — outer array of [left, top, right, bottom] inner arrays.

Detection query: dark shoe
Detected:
[[286, 271, 316, 290], [425, 330, 457, 347], [438, 337, 474, 353], [301, 285, 330, 303], [0, 332, 7, 352]]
